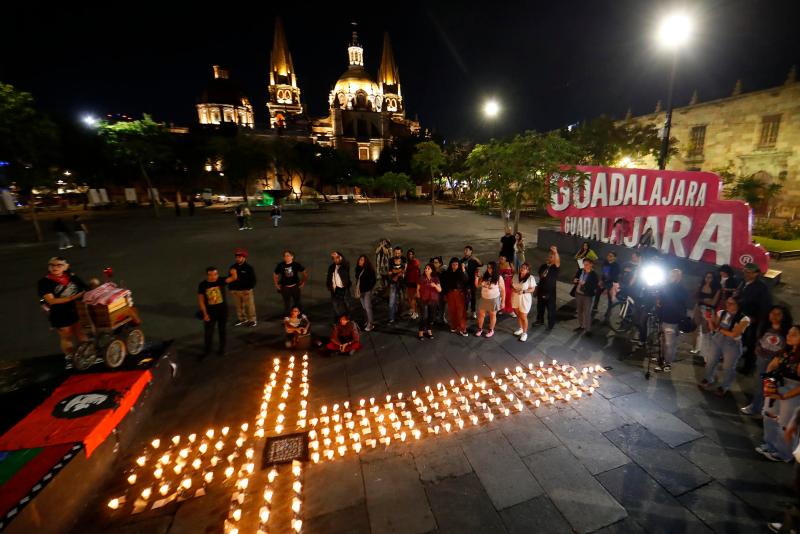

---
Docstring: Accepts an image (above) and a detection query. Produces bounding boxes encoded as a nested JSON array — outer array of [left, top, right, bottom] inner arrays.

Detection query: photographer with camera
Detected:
[[654, 269, 689, 373]]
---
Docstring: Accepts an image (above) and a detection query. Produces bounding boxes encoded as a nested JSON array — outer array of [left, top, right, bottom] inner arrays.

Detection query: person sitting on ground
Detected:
[[284, 306, 311, 349], [756, 324, 800, 462], [700, 297, 750, 398], [741, 306, 792, 416], [326, 313, 362, 355]]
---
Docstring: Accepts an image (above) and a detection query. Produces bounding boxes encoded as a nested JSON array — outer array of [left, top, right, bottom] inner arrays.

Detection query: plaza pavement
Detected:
[[1, 202, 797, 533]]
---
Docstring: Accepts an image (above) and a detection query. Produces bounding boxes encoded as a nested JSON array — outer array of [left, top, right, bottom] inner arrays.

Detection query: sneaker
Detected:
[[757, 448, 782, 462], [247, 321, 257, 327], [459, 331, 469, 337], [519, 333, 528, 342], [513, 328, 524, 336], [411, 312, 419, 320], [348, 349, 356, 356], [450, 329, 457, 333], [654, 364, 671, 372], [689, 349, 700, 355], [388, 319, 395, 325], [510, 312, 517, 318], [740, 405, 755, 415], [485, 330, 495, 338], [471, 312, 477, 319], [767, 522, 782, 533], [475, 329, 483, 337], [235, 320, 247, 327], [364, 324, 374, 332]]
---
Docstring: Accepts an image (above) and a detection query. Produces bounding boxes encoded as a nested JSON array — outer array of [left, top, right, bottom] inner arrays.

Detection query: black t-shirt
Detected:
[[38, 274, 87, 328], [388, 256, 407, 284], [198, 279, 227, 311], [500, 235, 516, 260], [538, 263, 559, 295], [274, 261, 305, 286]]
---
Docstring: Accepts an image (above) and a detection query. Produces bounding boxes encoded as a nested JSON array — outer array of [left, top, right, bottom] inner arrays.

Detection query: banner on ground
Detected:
[[547, 166, 769, 271]]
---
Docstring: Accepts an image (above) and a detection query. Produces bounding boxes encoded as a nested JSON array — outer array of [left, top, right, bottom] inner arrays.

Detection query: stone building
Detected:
[[196, 66, 255, 129], [623, 68, 799, 216]]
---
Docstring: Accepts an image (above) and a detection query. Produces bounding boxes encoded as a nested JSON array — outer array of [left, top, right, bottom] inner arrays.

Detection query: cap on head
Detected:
[[743, 263, 760, 273], [234, 248, 248, 257]]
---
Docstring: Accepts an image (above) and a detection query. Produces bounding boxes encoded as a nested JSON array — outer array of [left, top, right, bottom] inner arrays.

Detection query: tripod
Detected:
[[644, 311, 662, 380]]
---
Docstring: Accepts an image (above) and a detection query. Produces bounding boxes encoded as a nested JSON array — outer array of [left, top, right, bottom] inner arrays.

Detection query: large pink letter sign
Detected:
[[547, 166, 769, 271]]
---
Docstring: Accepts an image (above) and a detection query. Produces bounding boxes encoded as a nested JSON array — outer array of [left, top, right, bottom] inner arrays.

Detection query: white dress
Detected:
[[511, 275, 536, 313]]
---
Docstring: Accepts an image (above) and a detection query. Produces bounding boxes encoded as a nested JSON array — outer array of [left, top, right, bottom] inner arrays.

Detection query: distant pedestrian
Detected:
[[387, 247, 406, 324], [271, 204, 282, 227], [325, 313, 362, 355], [441, 257, 469, 336], [242, 205, 253, 230], [500, 227, 516, 263], [514, 232, 526, 273], [460, 246, 483, 319], [354, 254, 377, 331], [235, 205, 246, 230], [405, 249, 420, 320], [54, 218, 72, 250], [375, 238, 392, 292], [417, 264, 442, 340], [228, 248, 257, 327], [188, 196, 195, 216], [512, 262, 536, 342], [327, 251, 351, 319], [573, 258, 599, 336], [475, 261, 504, 338], [72, 215, 88, 248], [197, 265, 237, 357], [535, 246, 561, 330], [273, 250, 307, 316]]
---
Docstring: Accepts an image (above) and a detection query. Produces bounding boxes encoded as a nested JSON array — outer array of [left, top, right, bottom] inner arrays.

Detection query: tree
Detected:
[[441, 141, 473, 200], [98, 115, 173, 218], [412, 140, 446, 215], [207, 133, 273, 202], [273, 140, 318, 200], [466, 132, 582, 232], [561, 115, 675, 166], [375, 172, 413, 225], [348, 175, 377, 211], [313, 146, 358, 200], [726, 172, 785, 217], [0, 82, 60, 241]]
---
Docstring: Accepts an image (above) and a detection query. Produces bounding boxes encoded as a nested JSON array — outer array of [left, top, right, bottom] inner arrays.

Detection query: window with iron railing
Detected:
[[688, 125, 706, 157], [759, 115, 781, 148]]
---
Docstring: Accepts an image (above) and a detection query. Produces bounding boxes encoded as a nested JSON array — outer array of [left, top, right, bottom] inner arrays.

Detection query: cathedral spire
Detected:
[[379, 32, 400, 89], [348, 22, 364, 67], [270, 17, 296, 87]]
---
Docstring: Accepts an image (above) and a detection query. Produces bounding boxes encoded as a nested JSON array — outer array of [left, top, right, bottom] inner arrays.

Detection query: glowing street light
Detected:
[[483, 99, 500, 119], [655, 11, 694, 170], [82, 115, 99, 127]]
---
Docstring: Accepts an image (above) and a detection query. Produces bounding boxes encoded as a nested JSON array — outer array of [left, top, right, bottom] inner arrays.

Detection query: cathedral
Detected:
[[196, 18, 420, 162]]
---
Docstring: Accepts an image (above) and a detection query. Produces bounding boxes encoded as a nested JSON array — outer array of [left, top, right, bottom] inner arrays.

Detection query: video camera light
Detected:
[[641, 263, 666, 287]]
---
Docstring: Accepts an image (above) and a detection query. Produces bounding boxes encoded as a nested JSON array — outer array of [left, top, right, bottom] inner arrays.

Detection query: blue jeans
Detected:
[[750, 357, 772, 413], [704, 333, 743, 392], [389, 284, 401, 322], [660, 322, 679, 364], [360, 292, 373, 326], [761, 379, 800, 462]]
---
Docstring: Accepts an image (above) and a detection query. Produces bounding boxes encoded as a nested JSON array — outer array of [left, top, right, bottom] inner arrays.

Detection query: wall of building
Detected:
[[626, 81, 799, 215]]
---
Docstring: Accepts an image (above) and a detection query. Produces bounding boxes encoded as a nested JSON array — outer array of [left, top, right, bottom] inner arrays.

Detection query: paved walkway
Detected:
[[1, 203, 795, 532]]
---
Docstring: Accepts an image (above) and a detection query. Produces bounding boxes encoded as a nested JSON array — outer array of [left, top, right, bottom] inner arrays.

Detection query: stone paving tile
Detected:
[[460, 429, 543, 509], [304, 503, 372, 534], [672, 404, 762, 453], [590, 517, 647, 534], [538, 405, 631, 475], [499, 495, 572, 534], [571, 392, 632, 433], [168, 486, 231, 534], [104, 516, 173, 534], [597, 463, 712, 533], [424, 473, 507, 534], [604, 424, 712, 496], [411, 434, 473, 483], [304, 456, 365, 520], [610, 392, 703, 448], [523, 446, 627, 533], [593, 372, 636, 400], [677, 437, 795, 518], [362, 453, 436, 534], [496, 410, 560, 457], [677, 481, 765, 533]]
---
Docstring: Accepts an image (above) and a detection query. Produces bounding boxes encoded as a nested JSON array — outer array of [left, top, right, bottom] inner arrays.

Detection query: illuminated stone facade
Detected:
[[196, 66, 254, 128], [624, 70, 800, 215], [266, 18, 303, 129]]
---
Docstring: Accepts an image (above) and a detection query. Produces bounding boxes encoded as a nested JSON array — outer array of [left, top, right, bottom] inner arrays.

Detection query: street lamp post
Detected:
[[655, 12, 693, 170]]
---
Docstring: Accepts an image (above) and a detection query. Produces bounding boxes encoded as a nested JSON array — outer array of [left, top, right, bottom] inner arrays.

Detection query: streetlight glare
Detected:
[[483, 100, 500, 118], [657, 12, 693, 49], [82, 115, 98, 126]]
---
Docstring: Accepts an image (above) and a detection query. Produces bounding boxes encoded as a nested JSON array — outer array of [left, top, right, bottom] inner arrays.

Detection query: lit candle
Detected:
[[204, 472, 214, 484], [127, 473, 137, 485], [154, 467, 163, 479], [232, 508, 242, 521], [259, 506, 270, 523], [171, 435, 180, 446], [311, 452, 320, 463], [293, 480, 302, 493], [107, 498, 120, 509], [268, 469, 278, 483], [181, 478, 192, 490], [263, 488, 274, 502], [292, 497, 301, 513], [151, 438, 161, 449], [141, 487, 152, 499], [192, 458, 202, 470], [292, 460, 302, 476], [159, 483, 170, 496], [136, 455, 146, 467], [225, 466, 235, 478], [292, 519, 303, 532]]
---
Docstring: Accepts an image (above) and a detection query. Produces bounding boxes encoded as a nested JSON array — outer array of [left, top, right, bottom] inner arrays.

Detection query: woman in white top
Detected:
[[474, 261, 504, 338], [701, 297, 750, 397], [511, 262, 537, 342], [284, 306, 311, 348]]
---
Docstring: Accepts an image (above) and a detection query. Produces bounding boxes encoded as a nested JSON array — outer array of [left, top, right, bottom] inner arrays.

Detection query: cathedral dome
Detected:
[[332, 66, 381, 111], [197, 66, 252, 108]]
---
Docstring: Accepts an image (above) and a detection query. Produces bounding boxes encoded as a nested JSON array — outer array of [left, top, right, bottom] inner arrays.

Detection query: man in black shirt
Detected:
[[535, 246, 560, 330], [326, 251, 351, 319], [593, 251, 621, 320], [460, 245, 483, 319], [197, 266, 237, 357], [736, 263, 772, 373], [273, 250, 308, 316], [655, 269, 689, 372], [229, 248, 257, 327], [387, 247, 406, 323], [500, 227, 516, 263]]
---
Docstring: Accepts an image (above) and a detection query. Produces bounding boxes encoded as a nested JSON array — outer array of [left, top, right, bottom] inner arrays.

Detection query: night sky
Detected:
[[2, 0, 798, 140]]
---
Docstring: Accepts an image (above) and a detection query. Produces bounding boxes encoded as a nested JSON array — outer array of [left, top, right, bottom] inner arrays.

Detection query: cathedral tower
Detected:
[[267, 17, 303, 128], [378, 32, 404, 118]]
